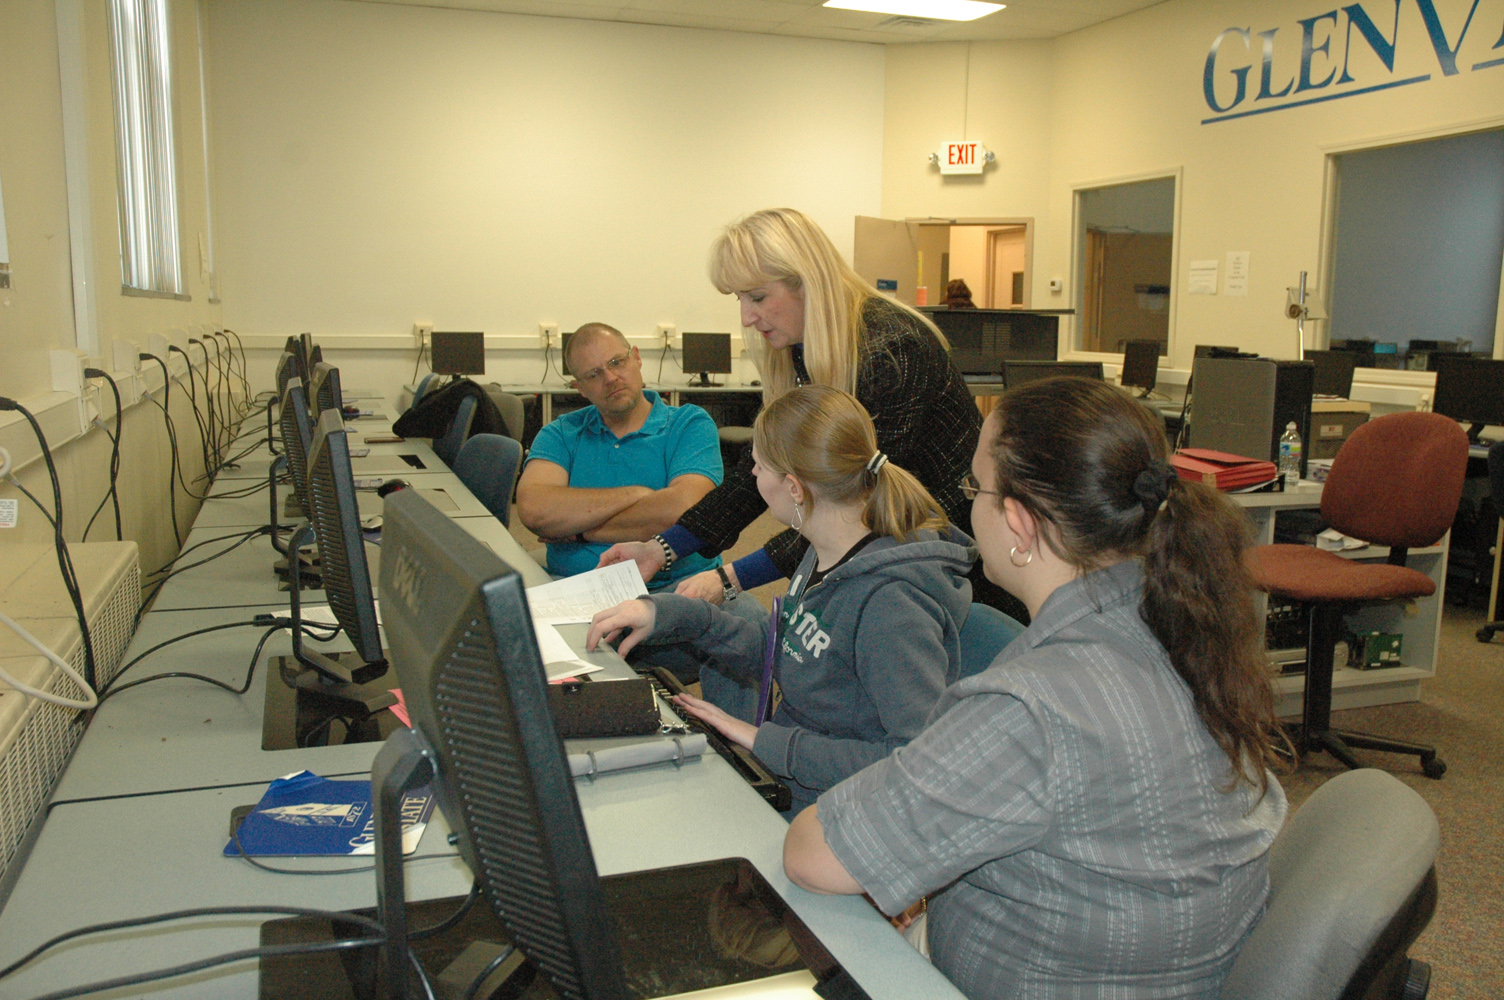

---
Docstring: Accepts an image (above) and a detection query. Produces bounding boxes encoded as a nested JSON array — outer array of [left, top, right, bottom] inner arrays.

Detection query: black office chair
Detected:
[[1474, 440, 1504, 642]]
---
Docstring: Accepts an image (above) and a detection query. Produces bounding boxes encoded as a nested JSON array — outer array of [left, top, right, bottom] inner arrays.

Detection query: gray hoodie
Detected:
[[646, 526, 976, 813]]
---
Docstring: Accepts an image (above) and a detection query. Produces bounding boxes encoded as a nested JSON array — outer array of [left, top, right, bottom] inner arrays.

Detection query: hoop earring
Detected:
[[791, 501, 805, 532], [1009, 545, 1033, 568]]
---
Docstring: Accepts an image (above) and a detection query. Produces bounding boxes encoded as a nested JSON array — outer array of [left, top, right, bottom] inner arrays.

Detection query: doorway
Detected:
[[853, 217, 1033, 311], [1072, 174, 1177, 354]]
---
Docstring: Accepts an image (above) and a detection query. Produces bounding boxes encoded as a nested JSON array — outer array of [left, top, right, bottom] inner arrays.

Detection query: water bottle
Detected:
[[1278, 422, 1302, 488]]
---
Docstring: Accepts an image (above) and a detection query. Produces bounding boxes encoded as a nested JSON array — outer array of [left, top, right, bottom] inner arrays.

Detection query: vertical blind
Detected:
[[108, 0, 182, 295]]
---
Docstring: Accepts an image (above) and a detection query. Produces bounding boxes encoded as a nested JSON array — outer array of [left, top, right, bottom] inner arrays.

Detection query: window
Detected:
[[1073, 175, 1177, 353], [1329, 130, 1504, 360], [108, 0, 183, 296]]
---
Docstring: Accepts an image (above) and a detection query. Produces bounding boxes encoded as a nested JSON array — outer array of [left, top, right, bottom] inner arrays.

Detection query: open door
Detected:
[[854, 217, 1032, 309]]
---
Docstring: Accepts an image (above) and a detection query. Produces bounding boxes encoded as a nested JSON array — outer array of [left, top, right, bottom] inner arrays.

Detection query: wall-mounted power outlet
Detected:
[[658, 323, 677, 348], [111, 340, 140, 373], [540, 322, 560, 348], [414, 322, 433, 348]]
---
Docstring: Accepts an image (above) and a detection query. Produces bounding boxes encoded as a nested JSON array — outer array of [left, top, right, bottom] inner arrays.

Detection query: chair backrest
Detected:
[[1488, 440, 1504, 514], [433, 394, 478, 467], [1321, 411, 1468, 549], [1219, 769, 1439, 1000], [484, 385, 527, 441], [411, 372, 441, 410], [954, 603, 1025, 683], [452, 433, 524, 526]]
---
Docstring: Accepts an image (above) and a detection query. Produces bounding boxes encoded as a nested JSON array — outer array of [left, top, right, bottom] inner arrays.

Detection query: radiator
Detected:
[[0, 541, 139, 895]]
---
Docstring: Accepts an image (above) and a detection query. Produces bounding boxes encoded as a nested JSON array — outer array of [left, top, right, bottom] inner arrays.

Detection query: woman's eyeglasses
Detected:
[[959, 473, 1001, 501], [572, 351, 634, 385]]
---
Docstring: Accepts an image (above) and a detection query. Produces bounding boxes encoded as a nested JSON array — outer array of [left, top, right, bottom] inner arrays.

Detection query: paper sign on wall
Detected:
[[1189, 260, 1219, 295], [1225, 251, 1250, 296]]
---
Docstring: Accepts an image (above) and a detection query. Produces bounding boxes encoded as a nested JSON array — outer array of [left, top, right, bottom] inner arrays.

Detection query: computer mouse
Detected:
[[749, 379, 761, 387], [376, 478, 411, 498], [361, 514, 384, 532]]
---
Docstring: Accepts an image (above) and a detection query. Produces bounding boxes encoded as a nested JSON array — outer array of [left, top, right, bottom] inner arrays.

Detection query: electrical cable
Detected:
[[146, 525, 268, 577], [134, 526, 276, 625], [0, 610, 98, 710], [168, 345, 215, 479], [189, 338, 225, 468], [99, 617, 338, 704], [141, 354, 184, 545], [82, 369, 124, 542], [462, 945, 518, 1000], [0, 397, 99, 690]]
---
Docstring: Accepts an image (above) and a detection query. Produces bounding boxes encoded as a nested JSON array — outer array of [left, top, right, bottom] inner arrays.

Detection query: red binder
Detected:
[[1170, 448, 1279, 490]]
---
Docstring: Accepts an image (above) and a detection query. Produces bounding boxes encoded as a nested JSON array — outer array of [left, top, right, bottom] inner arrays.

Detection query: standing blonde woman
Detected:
[[588, 387, 976, 815], [600, 209, 1002, 626]]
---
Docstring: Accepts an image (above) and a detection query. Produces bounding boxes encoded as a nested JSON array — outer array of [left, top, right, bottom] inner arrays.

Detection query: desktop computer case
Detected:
[[1188, 358, 1315, 475]]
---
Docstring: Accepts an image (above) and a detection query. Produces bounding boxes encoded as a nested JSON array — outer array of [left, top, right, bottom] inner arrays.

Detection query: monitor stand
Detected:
[[691, 372, 723, 387]]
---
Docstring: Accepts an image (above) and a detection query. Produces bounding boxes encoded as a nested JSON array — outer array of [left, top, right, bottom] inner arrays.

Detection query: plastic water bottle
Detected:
[[1278, 422, 1302, 488]]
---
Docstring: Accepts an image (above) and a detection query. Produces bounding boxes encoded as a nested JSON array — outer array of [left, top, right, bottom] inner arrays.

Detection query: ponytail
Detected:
[[988, 378, 1287, 795], [754, 386, 947, 542]]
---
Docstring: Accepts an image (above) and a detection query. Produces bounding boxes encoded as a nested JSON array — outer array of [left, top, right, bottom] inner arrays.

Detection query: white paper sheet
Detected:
[[1188, 260, 1219, 295], [526, 562, 650, 625], [532, 620, 604, 680]]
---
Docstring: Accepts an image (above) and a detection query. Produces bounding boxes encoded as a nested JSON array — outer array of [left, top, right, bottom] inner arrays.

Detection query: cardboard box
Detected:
[[1347, 631, 1403, 669]]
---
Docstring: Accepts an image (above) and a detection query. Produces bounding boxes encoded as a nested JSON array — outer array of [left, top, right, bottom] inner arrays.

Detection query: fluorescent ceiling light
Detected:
[[823, 0, 1005, 21]]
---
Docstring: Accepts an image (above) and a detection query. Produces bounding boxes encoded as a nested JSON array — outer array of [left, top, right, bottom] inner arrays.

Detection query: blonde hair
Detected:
[[752, 385, 946, 542], [708, 208, 945, 403]]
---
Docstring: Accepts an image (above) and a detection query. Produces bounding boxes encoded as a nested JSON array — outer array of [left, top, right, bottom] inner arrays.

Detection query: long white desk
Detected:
[[0, 405, 960, 999]]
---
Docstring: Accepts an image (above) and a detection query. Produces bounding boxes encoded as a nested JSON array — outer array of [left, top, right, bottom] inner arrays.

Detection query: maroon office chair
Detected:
[[1246, 411, 1467, 779]]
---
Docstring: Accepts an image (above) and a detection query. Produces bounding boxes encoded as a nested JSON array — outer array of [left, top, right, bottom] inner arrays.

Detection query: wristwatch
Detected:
[[715, 566, 738, 603]]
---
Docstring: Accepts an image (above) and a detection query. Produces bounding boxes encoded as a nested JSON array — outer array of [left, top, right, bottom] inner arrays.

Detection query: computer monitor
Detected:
[[296, 333, 316, 383], [278, 378, 315, 512], [681, 332, 733, 387], [922, 308, 1059, 375], [1432, 354, 1504, 444], [1002, 360, 1104, 391], [1194, 344, 1255, 360], [1120, 340, 1161, 395], [1305, 349, 1359, 398], [308, 360, 344, 417], [275, 345, 299, 400], [431, 331, 486, 376]]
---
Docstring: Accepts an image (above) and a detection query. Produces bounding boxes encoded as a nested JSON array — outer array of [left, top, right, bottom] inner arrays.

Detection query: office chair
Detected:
[[1219, 768, 1438, 1000], [1246, 411, 1466, 779], [432, 393, 478, 467], [452, 434, 524, 527], [1474, 440, 1504, 643], [410, 372, 441, 410], [953, 603, 1025, 683], [483, 385, 529, 442]]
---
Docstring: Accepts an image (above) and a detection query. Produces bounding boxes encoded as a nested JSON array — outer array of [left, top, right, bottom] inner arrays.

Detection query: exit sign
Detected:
[[935, 141, 991, 176]]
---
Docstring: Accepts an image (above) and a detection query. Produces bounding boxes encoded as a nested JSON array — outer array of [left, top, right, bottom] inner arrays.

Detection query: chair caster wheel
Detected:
[[1421, 756, 1446, 779], [1477, 627, 1495, 643]]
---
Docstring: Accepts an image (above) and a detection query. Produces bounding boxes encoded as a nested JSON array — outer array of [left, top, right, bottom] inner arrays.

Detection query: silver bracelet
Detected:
[[652, 534, 676, 570]]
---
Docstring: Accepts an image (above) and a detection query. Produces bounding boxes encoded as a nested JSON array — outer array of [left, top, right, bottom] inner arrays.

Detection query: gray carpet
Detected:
[[1280, 602, 1504, 999]]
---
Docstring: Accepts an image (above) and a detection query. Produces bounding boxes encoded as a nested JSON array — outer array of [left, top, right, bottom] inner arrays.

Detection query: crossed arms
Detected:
[[515, 459, 716, 544]]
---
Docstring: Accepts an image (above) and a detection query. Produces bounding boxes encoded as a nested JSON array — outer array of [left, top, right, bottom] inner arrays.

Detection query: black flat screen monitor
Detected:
[[258, 491, 869, 1000], [1120, 340, 1160, 395], [1002, 360, 1105, 391], [279, 378, 315, 510], [1432, 354, 1504, 444], [275, 342, 299, 400], [681, 332, 733, 387], [308, 360, 344, 417], [1305, 349, 1359, 398], [431, 331, 486, 375]]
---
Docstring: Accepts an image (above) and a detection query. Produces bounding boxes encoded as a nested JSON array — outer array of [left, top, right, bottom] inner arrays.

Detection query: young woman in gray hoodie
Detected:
[[587, 386, 978, 814]]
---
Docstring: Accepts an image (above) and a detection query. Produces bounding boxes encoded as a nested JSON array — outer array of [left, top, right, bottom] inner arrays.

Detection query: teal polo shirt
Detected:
[[526, 390, 723, 589]]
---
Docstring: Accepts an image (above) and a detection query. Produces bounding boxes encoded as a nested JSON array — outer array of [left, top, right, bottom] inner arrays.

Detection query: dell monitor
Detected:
[[1432, 354, 1504, 444], [681, 332, 733, 387], [431, 331, 486, 376], [1002, 360, 1104, 391], [1120, 340, 1161, 396], [256, 489, 874, 1000], [279, 378, 315, 513], [308, 360, 344, 418], [1305, 349, 1359, 398]]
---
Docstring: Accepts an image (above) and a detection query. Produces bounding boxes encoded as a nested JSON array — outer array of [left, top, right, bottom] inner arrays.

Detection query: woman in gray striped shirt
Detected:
[[785, 377, 1290, 999]]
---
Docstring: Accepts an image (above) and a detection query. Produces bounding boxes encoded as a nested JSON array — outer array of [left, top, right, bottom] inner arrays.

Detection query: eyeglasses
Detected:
[[572, 351, 634, 385], [959, 473, 1001, 501]]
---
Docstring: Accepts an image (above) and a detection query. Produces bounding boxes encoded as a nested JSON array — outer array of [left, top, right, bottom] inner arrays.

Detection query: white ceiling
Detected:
[[354, 0, 1170, 44]]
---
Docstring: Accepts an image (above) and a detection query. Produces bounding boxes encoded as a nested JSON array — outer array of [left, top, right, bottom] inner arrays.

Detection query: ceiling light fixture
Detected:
[[823, 0, 1005, 21]]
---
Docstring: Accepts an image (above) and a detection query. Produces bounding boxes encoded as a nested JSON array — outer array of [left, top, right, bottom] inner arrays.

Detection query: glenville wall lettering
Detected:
[[1202, 0, 1504, 123]]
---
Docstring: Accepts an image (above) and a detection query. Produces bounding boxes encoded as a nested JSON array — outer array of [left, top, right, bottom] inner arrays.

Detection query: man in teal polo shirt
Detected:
[[516, 323, 723, 590]]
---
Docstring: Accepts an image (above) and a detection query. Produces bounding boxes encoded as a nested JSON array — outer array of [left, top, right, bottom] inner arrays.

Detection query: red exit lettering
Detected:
[[947, 143, 976, 165]]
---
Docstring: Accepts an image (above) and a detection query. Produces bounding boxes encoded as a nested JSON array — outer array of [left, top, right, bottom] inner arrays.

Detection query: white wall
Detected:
[[884, 0, 1504, 372], [205, 0, 887, 377]]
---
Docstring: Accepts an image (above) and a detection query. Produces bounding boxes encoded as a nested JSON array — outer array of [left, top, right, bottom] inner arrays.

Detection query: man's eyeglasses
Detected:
[[959, 473, 1001, 501], [572, 351, 635, 385]]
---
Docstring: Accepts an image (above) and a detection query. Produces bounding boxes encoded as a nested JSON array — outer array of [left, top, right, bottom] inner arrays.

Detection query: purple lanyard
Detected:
[[754, 597, 782, 726]]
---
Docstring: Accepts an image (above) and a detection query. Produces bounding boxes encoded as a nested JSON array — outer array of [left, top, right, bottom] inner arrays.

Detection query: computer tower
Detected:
[[1188, 357, 1316, 475]]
